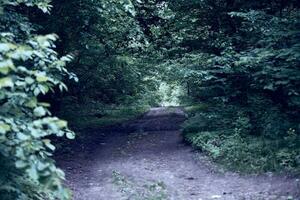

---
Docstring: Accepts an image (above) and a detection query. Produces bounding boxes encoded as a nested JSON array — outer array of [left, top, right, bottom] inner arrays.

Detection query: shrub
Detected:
[[183, 105, 300, 173], [0, 1, 76, 199]]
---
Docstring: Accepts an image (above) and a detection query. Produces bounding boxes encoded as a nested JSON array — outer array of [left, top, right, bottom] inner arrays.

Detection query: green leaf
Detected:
[[66, 131, 75, 139], [34, 87, 40, 96], [0, 122, 11, 134], [38, 102, 50, 107], [10, 46, 33, 60], [37, 161, 49, 171], [27, 166, 39, 181], [15, 148, 25, 159], [38, 84, 49, 94], [0, 77, 13, 88], [31, 129, 40, 138], [59, 83, 68, 92], [34, 106, 47, 117], [37, 3, 52, 13], [15, 160, 27, 169], [0, 43, 16, 52], [25, 77, 35, 84], [25, 97, 38, 108], [36, 74, 48, 82], [0, 59, 15, 74], [17, 132, 30, 141], [43, 139, 56, 151], [56, 120, 68, 128], [263, 84, 275, 91]]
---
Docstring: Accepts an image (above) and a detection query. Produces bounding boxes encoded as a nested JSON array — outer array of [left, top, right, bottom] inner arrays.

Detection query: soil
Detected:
[[56, 107, 300, 200]]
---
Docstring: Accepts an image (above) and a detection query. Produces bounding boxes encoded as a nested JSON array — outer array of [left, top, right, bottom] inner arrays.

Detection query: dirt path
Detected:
[[57, 107, 300, 200]]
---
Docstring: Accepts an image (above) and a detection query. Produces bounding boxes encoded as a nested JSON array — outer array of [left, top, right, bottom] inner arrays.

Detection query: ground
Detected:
[[56, 107, 300, 200]]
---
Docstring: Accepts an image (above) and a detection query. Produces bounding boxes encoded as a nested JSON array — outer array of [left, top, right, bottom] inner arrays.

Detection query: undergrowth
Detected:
[[57, 98, 150, 131], [183, 103, 300, 173]]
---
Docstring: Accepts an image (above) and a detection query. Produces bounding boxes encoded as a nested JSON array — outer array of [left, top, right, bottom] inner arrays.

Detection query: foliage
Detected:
[[33, 0, 161, 107], [1, 1, 300, 199], [0, 1, 76, 199], [150, 0, 300, 172], [184, 110, 300, 172], [41, 0, 299, 173]]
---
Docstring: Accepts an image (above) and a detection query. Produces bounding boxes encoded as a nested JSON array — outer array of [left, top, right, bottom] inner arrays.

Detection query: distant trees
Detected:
[[37, 0, 161, 106]]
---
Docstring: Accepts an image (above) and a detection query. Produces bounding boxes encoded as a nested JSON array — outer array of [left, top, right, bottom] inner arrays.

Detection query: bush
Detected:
[[0, 2, 76, 199], [183, 103, 300, 173]]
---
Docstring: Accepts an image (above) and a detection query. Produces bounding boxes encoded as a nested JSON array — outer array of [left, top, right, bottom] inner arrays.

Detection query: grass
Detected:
[[183, 103, 209, 115], [58, 101, 150, 130], [112, 171, 168, 200], [185, 131, 299, 173]]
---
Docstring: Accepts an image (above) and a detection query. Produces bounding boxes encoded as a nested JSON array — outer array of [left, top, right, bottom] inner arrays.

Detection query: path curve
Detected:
[[57, 107, 300, 200]]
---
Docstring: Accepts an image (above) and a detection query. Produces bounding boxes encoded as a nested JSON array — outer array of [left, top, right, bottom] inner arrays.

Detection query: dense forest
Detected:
[[0, 0, 299, 199]]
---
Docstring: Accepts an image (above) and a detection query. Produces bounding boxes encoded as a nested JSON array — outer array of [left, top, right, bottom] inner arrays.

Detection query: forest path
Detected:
[[57, 107, 299, 200]]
